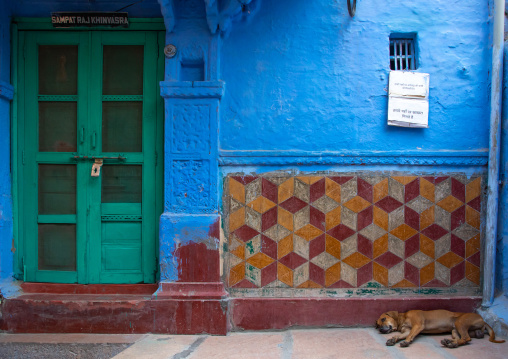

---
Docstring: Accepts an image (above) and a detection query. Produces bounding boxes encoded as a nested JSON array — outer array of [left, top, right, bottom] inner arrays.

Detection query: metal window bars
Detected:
[[390, 38, 416, 71]]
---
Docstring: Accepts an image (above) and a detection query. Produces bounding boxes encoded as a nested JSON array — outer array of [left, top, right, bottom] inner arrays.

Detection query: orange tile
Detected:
[[230, 243, 245, 260], [297, 280, 322, 288], [466, 234, 481, 258], [297, 176, 323, 185], [229, 263, 245, 286], [343, 253, 370, 269], [466, 206, 480, 229], [466, 177, 482, 203], [344, 196, 371, 213], [247, 252, 275, 269], [437, 252, 463, 268], [420, 235, 435, 259], [373, 234, 389, 258], [229, 178, 245, 204], [325, 262, 341, 287], [278, 262, 293, 287], [420, 262, 435, 286], [466, 262, 480, 285], [373, 178, 389, 203], [325, 177, 341, 203], [247, 197, 276, 214], [390, 224, 418, 241], [278, 207, 294, 231], [278, 178, 294, 204], [373, 262, 388, 287], [278, 234, 293, 259], [326, 234, 341, 259], [373, 206, 388, 231], [229, 207, 245, 232], [295, 224, 323, 241], [325, 206, 341, 231], [392, 279, 417, 288], [420, 206, 435, 231], [392, 176, 417, 185], [420, 178, 435, 203], [437, 195, 463, 213]]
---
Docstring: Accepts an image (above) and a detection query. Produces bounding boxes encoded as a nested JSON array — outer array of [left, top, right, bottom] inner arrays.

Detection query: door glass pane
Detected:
[[39, 102, 77, 152], [103, 45, 144, 95], [102, 165, 142, 203], [39, 45, 78, 95], [38, 224, 76, 271], [102, 102, 142, 152], [39, 165, 76, 214]]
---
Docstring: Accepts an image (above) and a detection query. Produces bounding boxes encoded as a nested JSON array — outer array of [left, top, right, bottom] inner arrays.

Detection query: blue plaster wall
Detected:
[[220, 1, 491, 155]]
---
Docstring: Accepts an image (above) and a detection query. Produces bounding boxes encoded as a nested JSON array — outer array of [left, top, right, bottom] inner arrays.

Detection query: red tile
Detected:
[[451, 205, 465, 231], [262, 207, 278, 232], [261, 262, 277, 287], [357, 206, 373, 231], [309, 262, 325, 287], [467, 251, 481, 267], [310, 206, 326, 231], [357, 261, 373, 287], [234, 225, 260, 242], [358, 234, 373, 259], [404, 206, 419, 231], [261, 235, 278, 259], [375, 196, 403, 213], [327, 224, 356, 241], [423, 279, 448, 287], [405, 262, 419, 286], [233, 279, 258, 288], [450, 261, 465, 285], [420, 224, 448, 241], [375, 252, 403, 269], [451, 178, 465, 202], [405, 178, 420, 203], [309, 234, 326, 259], [328, 176, 354, 185], [405, 234, 420, 258], [450, 234, 465, 258], [262, 178, 278, 204], [423, 176, 449, 184], [310, 178, 326, 203], [279, 252, 307, 270], [357, 178, 373, 203], [231, 176, 258, 185], [467, 197, 481, 212], [328, 280, 354, 288], [280, 197, 308, 214]]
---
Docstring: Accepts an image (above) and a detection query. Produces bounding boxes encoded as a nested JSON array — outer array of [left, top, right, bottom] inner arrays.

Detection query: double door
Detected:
[[17, 30, 163, 283]]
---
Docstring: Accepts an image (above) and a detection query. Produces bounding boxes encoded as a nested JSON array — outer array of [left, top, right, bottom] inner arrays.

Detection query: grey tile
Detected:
[[294, 178, 310, 203], [341, 206, 357, 231], [388, 177, 404, 203], [311, 252, 339, 270], [388, 206, 404, 231], [453, 223, 479, 241], [435, 178, 451, 203], [294, 235, 310, 260], [245, 206, 262, 232], [263, 224, 291, 242], [435, 261, 450, 286], [435, 233, 451, 259], [293, 262, 310, 287], [341, 262, 357, 287], [388, 234, 405, 259], [406, 196, 433, 214], [313, 196, 339, 214], [294, 206, 310, 231], [340, 234, 358, 259], [407, 252, 433, 269], [341, 177, 357, 203], [359, 224, 387, 241], [245, 177, 262, 204], [388, 262, 404, 286]]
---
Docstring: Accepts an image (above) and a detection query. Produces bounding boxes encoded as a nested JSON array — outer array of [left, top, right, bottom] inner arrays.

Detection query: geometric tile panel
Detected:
[[224, 175, 483, 289]]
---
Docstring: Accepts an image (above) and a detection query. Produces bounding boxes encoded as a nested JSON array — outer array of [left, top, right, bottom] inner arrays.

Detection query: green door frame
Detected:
[[12, 19, 165, 283]]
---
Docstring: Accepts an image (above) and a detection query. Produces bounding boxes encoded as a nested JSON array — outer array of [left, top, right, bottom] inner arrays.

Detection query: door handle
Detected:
[[91, 132, 96, 149]]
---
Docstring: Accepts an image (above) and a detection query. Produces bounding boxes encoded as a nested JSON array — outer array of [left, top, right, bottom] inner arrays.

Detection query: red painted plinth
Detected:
[[154, 282, 228, 299], [230, 296, 483, 331]]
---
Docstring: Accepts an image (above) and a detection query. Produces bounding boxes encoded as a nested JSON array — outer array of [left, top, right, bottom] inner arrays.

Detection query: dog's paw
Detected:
[[399, 341, 410, 348], [386, 338, 397, 346], [444, 341, 458, 349], [441, 339, 451, 346]]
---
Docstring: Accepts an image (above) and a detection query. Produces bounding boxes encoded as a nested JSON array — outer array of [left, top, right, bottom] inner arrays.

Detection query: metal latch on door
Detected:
[[91, 159, 103, 177]]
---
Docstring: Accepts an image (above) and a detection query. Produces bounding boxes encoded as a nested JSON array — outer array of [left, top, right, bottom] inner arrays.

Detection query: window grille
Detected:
[[390, 38, 416, 71]]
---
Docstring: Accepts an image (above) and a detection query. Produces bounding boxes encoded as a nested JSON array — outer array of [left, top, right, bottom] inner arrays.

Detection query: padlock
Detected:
[[91, 159, 103, 177]]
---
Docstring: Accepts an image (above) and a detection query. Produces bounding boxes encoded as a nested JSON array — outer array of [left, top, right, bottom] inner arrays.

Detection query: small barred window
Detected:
[[390, 36, 417, 71]]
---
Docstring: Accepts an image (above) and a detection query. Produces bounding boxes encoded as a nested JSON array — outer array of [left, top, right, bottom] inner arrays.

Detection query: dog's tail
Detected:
[[485, 323, 506, 343]]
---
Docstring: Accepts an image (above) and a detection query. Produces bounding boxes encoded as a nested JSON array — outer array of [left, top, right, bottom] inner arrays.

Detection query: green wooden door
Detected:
[[18, 30, 163, 284]]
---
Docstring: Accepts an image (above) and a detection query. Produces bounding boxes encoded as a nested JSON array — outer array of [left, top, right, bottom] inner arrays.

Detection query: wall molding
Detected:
[[218, 150, 488, 166], [0, 81, 14, 101], [160, 81, 225, 99]]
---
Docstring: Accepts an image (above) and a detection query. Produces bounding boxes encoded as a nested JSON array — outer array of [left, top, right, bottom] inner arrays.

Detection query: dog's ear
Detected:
[[386, 311, 399, 320]]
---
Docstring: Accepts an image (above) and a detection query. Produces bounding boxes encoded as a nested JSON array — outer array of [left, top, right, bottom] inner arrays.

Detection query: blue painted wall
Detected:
[[220, 1, 491, 154]]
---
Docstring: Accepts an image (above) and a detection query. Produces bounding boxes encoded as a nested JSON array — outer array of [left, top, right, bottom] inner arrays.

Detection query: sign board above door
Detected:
[[51, 12, 129, 28]]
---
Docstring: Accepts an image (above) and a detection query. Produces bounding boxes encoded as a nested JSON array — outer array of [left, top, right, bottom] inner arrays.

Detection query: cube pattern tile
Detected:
[[225, 175, 483, 289]]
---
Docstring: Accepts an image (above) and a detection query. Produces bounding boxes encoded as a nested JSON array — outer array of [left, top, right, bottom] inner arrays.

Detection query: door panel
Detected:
[[19, 30, 162, 284]]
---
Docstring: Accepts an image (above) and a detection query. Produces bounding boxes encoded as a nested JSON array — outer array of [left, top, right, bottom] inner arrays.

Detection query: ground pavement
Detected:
[[0, 328, 506, 359]]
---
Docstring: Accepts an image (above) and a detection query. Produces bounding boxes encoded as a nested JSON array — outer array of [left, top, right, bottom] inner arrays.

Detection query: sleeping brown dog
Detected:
[[375, 310, 505, 348]]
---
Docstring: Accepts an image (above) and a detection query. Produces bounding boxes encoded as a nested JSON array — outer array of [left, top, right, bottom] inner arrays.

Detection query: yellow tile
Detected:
[[420, 235, 435, 259], [420, 206, 435, 231], [420, 178, 435, 203], [344, 196, 370, 213], [230, 244, 245, 260], [466, 234, 480, 258], [373, 262, 388, 287], [278, 178, 294, 204], [278, 262, 293, 287], [437, 252, 463, 268], [343, 252, 370, 269], [278, 234, 293, 259], [229, 207, 245, 232], [466, 177, 482, 203], [392, 176, 417, 185], [326, 234, 341, 259], [229, 263, 245, 286], [390, 224, 418, 241], [466, 262, 480, 285], [325, 177, 341, 203], [373, 206, 388, 231], [229, 178, 245, 204], [325, 206, 341, 231], [466, 206, 480, 229], [278, 207, 293, 231], [392, 279, 416, 288], [373, 234, 389, 259], [420, 262, 434, 286], [325, 262, 341, 287], [247, 197, 276, 214], [297, 280, 322, 288], [437, 195, 463, 213], [295, 224, 323, 241], [373, 178, 389, 203], [247, 252, 275, 269], [297, 176, 323, 185]]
